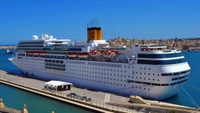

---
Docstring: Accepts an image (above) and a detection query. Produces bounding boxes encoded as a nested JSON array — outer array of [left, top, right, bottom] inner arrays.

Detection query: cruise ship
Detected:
[[9, 27, 191, 100]]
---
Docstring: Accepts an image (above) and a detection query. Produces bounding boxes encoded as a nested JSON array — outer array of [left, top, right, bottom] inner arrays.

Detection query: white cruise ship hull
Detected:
[[10, 56, 190, 100]]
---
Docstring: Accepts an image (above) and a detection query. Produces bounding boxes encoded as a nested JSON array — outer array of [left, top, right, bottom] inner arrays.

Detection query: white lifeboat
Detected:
[[102, 50, 116, 58], [77, 52, 89, 59], [67, 52, 77, 58], [27, 51, 32, 55], [32, 51, 38, 55], [38, 51, 46, 55], [89, 50, 101, 57]]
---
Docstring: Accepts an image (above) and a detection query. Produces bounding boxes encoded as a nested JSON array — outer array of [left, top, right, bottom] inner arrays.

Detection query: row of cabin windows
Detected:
[[133, 86, 150, 90], [31, 58, 43, 61], [27, 55, 66, 59], [66, 65, 127, 72], [127, 79, 187, 86], [134, 77, 160, 81], [66, 72, 128, 81], [134, 72, 160, 76], [162, 70, 190, 76], [138, 58, 186, 65], [124, 66, 151, 71], [138, 53, 183, 58], [45, 66, 65, 71], [45, 63, 65, 67], [66, 68, 126, 73], [172, 75, 188, 81], [45, 60, 63, 63]]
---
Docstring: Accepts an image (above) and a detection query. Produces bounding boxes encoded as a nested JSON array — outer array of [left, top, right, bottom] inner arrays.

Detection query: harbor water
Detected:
[[0, 49, 200, 111]]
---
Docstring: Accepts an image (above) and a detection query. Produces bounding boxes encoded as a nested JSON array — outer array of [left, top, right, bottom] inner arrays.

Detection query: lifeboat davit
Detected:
[[89, 50, 101, 57], [77, 52, 89, 59], [67, 52, 77, 58], [102, 50, 116, 58]]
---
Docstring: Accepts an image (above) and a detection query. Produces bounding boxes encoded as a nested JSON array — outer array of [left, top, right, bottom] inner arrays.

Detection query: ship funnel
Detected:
[[87, 27, 102, 42]]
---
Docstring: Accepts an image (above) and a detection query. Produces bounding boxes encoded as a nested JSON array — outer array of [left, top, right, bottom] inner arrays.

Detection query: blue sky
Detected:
[[0, 0, 200, 44]]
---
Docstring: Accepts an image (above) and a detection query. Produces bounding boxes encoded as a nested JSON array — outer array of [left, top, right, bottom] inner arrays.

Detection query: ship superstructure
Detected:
[[10, 27, 191, 100]]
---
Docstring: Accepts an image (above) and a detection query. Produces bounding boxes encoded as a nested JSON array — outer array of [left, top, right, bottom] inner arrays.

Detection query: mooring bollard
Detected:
[[0, 98, 5, 108], [21, 104, 28, 113]]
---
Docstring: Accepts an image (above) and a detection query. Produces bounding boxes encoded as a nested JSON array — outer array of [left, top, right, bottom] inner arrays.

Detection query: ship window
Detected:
[[132, 71, 134, 75], [138, 58, 186, 65], [173, 73, 180, 76], [138, 53, 183, 58], [162, 73, 172, 76]]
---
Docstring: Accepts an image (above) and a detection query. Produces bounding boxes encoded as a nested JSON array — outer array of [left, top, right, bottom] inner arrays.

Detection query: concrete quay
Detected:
[[0, 70, 199, 113], [0, 71, 134, 113]]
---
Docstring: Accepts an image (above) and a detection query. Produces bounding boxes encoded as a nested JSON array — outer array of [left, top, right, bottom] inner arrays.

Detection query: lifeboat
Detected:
[[89, 50, 101, 57], [38, 51, 46, 55], [32, 51, 38, 55], [102, 50, 116, 58], [28, 51, 46, 56], [67, 52, 77, 58], [27, 51, 32, 55], [77, 52, 89, 59]]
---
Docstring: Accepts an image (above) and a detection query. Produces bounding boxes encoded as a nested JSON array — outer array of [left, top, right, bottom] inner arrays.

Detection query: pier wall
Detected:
[[0, 71, 199, 113]]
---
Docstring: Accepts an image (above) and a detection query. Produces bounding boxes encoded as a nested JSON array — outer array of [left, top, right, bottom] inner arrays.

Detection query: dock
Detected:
[[0, 70, 199, 113]]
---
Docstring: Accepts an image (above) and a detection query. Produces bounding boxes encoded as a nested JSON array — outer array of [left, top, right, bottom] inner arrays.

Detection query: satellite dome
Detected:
[[44, 34, 49, 38], [49, 35, 53, 39], [32, 35, 38, 40]]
